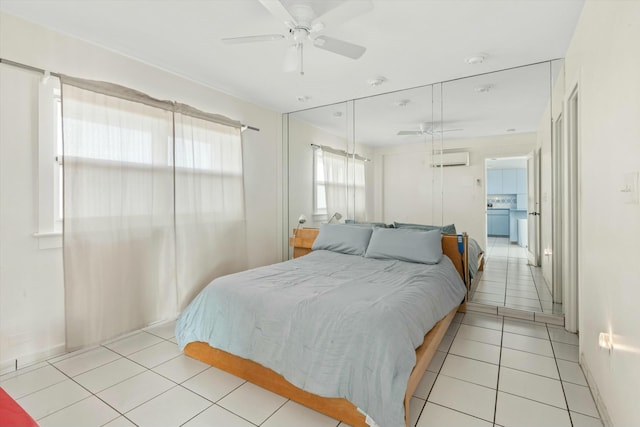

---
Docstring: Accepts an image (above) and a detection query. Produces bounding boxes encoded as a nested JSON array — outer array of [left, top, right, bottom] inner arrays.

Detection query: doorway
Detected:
[[470, 157, 560, 314], [485, 157, 528, 253]]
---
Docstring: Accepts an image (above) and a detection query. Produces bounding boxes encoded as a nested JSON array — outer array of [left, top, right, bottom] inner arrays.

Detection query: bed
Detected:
[[176, 226, 472, 427]]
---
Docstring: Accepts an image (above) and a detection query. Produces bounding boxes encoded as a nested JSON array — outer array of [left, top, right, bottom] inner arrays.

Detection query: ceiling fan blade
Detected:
[[312, 0, 373, 30], [222, 34, 285, 44], [313, 35, 366, 59], [282, 45, 299, 73], [397, 131, 423, 136], [257, 0, 297, 28], [429, 128, 464, 134]]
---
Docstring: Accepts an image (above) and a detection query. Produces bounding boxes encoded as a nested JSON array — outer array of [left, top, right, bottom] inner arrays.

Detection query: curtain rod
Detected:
[[0, 57, 260, 132], [310, 143, 370, 162]]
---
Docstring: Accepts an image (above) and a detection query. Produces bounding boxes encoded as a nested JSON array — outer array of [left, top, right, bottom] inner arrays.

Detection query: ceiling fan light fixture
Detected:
[[367, 76, 387, 87], [465, 53, 487, 65], [228, 0, 370, 75], [311, 21, 325, 32]]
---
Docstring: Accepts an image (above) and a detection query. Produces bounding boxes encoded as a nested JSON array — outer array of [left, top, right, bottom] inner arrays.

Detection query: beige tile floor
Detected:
[[1, 313, 600, 427], [470, 237, 563, 315]]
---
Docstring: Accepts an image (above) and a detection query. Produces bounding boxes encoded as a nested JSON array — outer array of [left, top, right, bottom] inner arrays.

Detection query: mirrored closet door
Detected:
[[283, 60, 565, 319]]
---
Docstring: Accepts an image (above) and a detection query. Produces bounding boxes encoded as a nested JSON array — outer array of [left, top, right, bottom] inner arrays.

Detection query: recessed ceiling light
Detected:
[[367, 76, 387, 87], [297, 95, 311, 102], [475, 84, 493, 93], [393, 99, 410, 107], [465, 53, 487, 65]]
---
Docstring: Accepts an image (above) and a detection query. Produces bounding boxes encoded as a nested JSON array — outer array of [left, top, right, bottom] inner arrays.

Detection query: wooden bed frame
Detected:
[[185, 230, 472, 427]]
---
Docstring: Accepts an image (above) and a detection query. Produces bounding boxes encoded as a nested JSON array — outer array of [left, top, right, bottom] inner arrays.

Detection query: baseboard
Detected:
[[580, 352, 613, 427], [0, 359, 17, 376], [0, 343, 66, 375]]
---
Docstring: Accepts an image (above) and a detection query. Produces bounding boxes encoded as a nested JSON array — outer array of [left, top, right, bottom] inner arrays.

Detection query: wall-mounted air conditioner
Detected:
[[431, 151, 470, 167]]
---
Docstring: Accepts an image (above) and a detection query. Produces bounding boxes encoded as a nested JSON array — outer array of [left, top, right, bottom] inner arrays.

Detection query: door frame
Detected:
[[561, 73, 581, 333], [526, 150, 541, 266], [552, 113, 564, 304]]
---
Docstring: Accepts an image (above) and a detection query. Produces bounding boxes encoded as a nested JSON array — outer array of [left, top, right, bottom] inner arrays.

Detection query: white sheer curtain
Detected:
[[349, 157, 366, 221], [62, 81, 177, 350], [321, 149, 349, 220], [61, 78, 247, 349], [321, 149, 366, 221], [174, 107, 247, 309]]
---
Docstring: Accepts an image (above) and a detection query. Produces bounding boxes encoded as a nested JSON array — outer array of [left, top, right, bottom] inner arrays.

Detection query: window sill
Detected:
[[312, 213, 328, 223], [33, 231, 62, 249]]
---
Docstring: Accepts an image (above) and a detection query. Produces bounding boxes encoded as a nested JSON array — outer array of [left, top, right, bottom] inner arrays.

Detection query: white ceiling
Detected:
[[0, 0, 584, 115], [291, 60, 559, 146]]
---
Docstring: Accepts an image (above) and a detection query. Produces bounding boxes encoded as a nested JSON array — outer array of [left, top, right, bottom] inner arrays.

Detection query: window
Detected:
[[313, 148, 327, 215], [313, 146, 367, 221], [35, 76, 63, 248]]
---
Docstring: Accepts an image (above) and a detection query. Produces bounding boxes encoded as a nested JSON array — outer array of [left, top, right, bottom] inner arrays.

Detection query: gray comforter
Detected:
[[176, 250, 466, 427], [469, 238, 484, 279]]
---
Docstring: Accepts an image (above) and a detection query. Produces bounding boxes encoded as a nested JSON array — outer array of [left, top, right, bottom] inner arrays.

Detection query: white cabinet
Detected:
[[487, 168, 525, 195], [509, 210, 527, 242], [487, 169, 502, 194], [502, 169, 517, 194], [517, 194, 527, 210], [516, 169, 527, 193], [487, 209, 509, 236]]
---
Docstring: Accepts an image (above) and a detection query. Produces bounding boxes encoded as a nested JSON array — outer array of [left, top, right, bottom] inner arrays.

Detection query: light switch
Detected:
[[621, 171, 639, 204]]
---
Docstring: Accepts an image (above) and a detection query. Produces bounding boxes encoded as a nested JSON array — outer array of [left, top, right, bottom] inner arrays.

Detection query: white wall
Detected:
[[373, 133, 536, 251], [286, 116, 374, 235], [0, 65, 66, 371], [287, 116, 347, 231], [0, 13, 282, 370], [562, 2, 640, 426]]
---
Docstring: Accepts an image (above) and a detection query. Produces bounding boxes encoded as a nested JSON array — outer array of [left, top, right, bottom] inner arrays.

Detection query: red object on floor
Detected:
[[0, 387, 38, 427]]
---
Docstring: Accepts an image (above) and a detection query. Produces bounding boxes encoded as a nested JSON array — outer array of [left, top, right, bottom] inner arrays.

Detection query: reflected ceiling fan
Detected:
[[397, 122, 464, 136], [222, 0, 372, 75]]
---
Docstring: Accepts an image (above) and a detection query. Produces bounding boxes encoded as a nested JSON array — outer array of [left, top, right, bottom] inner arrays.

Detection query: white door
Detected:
[[527, 150, 541, 265]]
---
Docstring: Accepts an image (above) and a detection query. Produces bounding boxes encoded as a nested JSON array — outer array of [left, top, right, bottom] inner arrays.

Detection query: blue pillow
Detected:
[[311, 224, 373, 256], [365, 228, 443, 264], [393, 221, 457, 235], [344, 220, 391, 228]]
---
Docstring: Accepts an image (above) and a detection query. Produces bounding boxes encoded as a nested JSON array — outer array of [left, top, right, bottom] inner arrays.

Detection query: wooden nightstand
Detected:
[[289, 228, 319, 258]]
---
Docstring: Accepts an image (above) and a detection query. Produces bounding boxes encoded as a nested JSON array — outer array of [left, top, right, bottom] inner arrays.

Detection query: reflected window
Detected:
[[313, 148, 327, 215], [313, 146, 366, 221]]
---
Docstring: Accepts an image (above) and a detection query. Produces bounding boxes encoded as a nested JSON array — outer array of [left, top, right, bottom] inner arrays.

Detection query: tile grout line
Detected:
[[31, 362, 124, 425], [36, 330, 183, 425], [256, 398, 293, 427], [547, 323, 575, 427], [170, 384, 216, 427], [493, 313, 505, 425], [427, 312, 602, 426], [414, 312, 463, 426]]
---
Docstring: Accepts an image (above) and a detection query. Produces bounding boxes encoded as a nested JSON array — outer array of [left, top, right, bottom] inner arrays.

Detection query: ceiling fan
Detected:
[[397, 123, 464, 136], [222, 0, 373, 75]]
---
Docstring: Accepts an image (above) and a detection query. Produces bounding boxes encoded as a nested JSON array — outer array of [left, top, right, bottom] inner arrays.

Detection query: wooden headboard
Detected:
[[289, 228, 470, 295]]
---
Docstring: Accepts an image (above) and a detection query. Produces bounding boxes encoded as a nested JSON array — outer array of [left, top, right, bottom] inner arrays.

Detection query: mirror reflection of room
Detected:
[[286, 60, 563, 318], [475, 157, 557, 313]]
